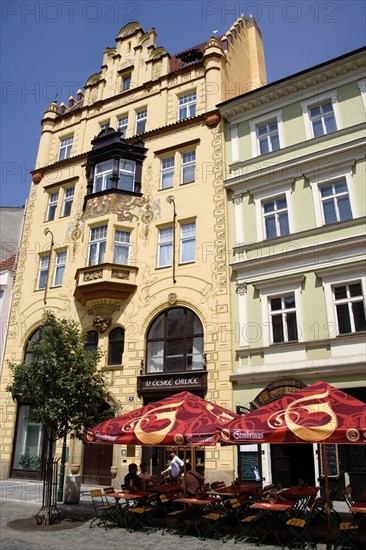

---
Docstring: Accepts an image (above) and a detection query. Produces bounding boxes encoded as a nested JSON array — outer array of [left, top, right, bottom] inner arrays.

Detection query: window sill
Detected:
[[101, 365, 123, 372]]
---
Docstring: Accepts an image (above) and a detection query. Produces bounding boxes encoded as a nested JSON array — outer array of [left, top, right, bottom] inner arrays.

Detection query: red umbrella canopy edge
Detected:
[[220, 381, 366, 445], [84, 391, 239, 447]]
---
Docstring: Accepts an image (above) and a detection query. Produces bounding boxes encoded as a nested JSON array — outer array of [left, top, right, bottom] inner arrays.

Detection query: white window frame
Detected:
[[113, 229, 131, 265], [62, 187, 74, 217], [117, 114, 128, 136], [160, 156, 175, 190], [88, 225, 107, 266], [135, 108, 147, 134], [93, 160, 113, 192], [53, 250, 67, 286], [181, 150, 196, 184], [58, 136, 73, 161], [249, 111, 284, 157], [301, 91, 341, 140], [358, 79, 366, 113], [262, 195, 290, 240], [99, 121, 110, 132], [256, 276, 304, 347], [309, 167, 356, 228], [318, 267, 366, 338], [46, 191, 59, 221], [178, 91, 196, 121], [254, 183, 294, 242], [37, 254, 50, 290], [180, 221, 196, 263], [158, 226, 173, 267]]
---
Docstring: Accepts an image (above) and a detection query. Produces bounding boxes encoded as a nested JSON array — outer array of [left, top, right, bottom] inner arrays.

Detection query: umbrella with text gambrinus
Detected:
[[84, 391, 239, 447]]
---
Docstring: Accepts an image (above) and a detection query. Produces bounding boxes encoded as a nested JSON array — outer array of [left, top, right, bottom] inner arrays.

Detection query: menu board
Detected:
[[241, 452, 261, 481], [320, 444, 339, 478]]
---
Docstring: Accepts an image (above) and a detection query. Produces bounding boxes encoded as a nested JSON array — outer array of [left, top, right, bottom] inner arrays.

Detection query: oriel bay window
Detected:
[[146, 308, 204, 373], [85, 128, 147, 199], [93, 159, 136, 193]]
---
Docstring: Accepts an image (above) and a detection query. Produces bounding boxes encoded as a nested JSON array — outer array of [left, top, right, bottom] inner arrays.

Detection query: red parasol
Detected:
[[84, 391, 239, 447], [219, 381, 366, 446], [219, 381, 366, 526]]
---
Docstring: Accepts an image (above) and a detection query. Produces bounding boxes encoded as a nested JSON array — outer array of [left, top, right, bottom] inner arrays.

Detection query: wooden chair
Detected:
[[200, 497, 243, 541], [89, 489, 121, 530], [127, 493, 159, 533], [286, 511, 318, 549], [160, 493, 190, 535], [332, 513, 360, 550]]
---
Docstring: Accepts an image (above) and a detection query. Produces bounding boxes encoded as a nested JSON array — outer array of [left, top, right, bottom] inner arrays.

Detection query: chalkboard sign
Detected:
[[241, 453, 261, 481], [320, 444, 339, 478]]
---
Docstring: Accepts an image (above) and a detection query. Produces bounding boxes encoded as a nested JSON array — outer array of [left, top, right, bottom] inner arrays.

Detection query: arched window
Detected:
[[108, 327, 125, 365], [85, 330, 99, 352], [146, 308, 204, 373], [24, 327, 42, 362]]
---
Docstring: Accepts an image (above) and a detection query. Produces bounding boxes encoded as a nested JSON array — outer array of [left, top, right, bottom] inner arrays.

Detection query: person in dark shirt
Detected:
[[124, 463, 143, 492]]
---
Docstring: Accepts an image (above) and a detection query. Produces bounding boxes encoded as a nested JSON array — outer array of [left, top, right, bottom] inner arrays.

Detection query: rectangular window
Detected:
[[46, 192, 59, 221], [113, 230, 131, 264], [37, 255, 50, 290], [58, 136, 73, 161], [117, 115, 128, 136], [158, 227, 173, 267], [270, 293, 298, 343], [122, 74, 131, 91], [53, 250, 67, 286], [319, 180, 352, 224], [135, 109, 147, 134], [161, 157, 174, 189], [88, 225, 107, 266], [256, 120, 280, 155], [333, 282, 366, 334], [99, 121, 110, 132], [309, 100, 336, 137], [181, 151, 196, 184], [178, 92, 196, 120], [262, 196, 289, 239], [180, 222, 196, 263], [93, 160, 113, 192], [62, 187, 74, 217], [118, 160, 135, 192]]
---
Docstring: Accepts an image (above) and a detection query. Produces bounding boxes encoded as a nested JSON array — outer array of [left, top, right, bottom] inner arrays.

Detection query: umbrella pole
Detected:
[[183, 447, 187, 496], [322, 444, 331, 530]]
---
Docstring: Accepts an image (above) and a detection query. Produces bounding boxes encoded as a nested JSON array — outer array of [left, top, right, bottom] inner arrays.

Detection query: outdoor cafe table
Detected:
[[111, 491, 143, 506], [249, 500, 294, 549], [350, 501, 366, 524], [208, 484, 257, 499], [174, 496, 221, 537], [147, 483, 182, 495], [280, 486, 319, 515]]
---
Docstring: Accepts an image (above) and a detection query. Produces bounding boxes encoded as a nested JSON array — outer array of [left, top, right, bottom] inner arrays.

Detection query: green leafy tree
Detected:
[[6, 311, 115, 524]]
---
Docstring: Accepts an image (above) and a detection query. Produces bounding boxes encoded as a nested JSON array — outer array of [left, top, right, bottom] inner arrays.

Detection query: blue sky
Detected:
[[1, 0, 365, 206]]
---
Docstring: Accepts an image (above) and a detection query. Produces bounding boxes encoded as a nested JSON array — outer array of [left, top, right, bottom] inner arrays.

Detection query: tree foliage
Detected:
[[6, 311, 114, 442]]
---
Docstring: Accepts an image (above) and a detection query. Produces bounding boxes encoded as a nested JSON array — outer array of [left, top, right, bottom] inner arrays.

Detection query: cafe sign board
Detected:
[[250, 379, 306, 409], [137, 371, 207, 396]]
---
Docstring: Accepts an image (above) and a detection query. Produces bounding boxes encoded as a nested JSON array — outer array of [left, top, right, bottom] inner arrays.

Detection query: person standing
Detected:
[[161, 450, 184, 481]]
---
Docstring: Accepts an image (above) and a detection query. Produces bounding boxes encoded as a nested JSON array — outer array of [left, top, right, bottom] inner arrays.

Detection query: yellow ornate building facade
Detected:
[[0, 19, 266, 484]]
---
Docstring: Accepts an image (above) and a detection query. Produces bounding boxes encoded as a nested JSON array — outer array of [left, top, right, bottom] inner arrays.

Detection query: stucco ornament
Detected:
[[92, 315, 112, 333], [168, 293, 177, 305]]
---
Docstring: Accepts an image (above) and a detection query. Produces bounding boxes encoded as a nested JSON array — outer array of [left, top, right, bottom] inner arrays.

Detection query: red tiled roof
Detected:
[[0, 253, 17, 272]]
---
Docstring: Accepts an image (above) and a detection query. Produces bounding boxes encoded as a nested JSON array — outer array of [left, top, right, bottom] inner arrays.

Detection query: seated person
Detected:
[[124, 463, 144, 492], [184, 463, 205, 497], [137, 462, 156, 488]]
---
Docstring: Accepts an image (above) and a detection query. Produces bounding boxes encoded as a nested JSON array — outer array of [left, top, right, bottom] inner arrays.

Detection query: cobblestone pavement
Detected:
[[0, 480, 337, 550]]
